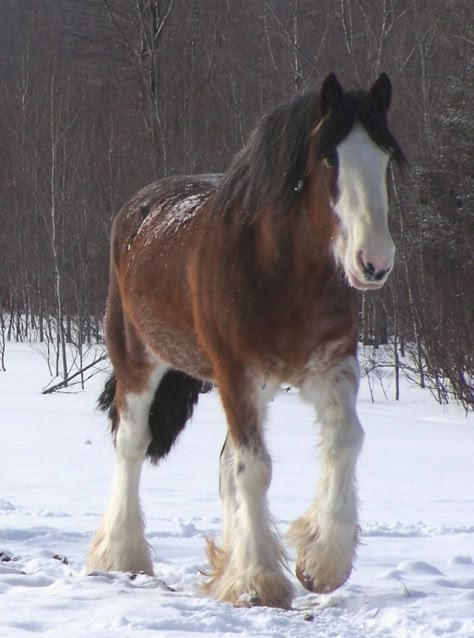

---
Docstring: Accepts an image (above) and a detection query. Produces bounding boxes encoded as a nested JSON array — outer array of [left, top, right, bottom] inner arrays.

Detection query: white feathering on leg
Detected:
[[289, 355, 364, 593]]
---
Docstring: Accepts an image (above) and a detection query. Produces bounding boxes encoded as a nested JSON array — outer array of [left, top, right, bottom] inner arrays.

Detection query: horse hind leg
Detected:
[[87, 363, 166, 575]]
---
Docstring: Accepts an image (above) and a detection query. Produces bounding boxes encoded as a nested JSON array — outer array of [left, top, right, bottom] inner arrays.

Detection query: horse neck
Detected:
[[256, 171, 335, 265], [240, 203, 336, 306]]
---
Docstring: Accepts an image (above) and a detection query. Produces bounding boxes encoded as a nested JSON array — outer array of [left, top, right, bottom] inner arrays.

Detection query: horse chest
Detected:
[[214, 282, 357, 380]]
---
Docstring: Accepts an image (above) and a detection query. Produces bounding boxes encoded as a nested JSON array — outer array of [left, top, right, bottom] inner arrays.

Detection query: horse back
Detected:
[[110, 175, 222, 269]]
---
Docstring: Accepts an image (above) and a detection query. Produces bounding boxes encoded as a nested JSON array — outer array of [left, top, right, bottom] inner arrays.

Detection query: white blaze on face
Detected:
[[332, 125, 394, 290]]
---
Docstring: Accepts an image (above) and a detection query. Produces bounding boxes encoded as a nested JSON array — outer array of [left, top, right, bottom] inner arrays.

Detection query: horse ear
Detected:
[[369, 73, 392, 113], [319, 73, 343, 117]]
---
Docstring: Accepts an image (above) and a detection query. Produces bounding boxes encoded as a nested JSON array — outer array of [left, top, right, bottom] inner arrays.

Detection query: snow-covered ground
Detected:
[[1, 343, 473, 637]]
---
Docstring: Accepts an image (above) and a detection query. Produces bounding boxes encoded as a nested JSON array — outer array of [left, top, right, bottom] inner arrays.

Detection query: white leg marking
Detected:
[[288, 356, 364, 593], [207, 378, 294, 608], [219, 435, 237, 552], [218, 379, 275, 552], [87, 366, 165, 575]]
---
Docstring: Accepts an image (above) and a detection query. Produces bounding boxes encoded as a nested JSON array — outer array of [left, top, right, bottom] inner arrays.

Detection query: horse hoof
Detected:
[[296, 563, 315, 592], [234, 591, 291, 609], [234, 592, 262, 607], [295, 562, 344, 594]]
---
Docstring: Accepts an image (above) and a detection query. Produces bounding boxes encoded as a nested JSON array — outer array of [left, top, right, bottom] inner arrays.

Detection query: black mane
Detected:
[[213, 83, 405, 222]]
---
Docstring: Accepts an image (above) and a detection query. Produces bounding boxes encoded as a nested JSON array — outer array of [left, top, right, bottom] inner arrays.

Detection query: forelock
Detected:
[[314, 90, 405, 167]]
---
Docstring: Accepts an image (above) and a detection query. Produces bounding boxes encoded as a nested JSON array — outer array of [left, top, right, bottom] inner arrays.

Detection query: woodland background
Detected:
[[0, 0, 472, 409]]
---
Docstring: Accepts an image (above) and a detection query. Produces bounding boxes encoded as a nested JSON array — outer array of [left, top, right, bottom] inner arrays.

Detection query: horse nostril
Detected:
[[362, 261, 375, 278], [361, 260, 389, 282], [374, 268, 389, 282]]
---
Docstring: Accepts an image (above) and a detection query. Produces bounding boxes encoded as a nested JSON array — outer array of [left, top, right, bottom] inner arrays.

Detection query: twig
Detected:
[[42, 354, 108, 394], [393, 574, 412, 598]]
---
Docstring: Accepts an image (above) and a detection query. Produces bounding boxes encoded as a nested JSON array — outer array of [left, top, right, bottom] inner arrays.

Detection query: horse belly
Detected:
[[144, 320, 214, 381]]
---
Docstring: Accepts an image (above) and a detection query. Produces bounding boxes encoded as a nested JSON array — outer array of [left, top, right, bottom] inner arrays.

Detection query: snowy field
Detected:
[[1, 343, 473, 638]]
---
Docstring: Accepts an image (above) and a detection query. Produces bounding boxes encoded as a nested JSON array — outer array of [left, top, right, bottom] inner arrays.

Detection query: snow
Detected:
[[139, 189, 209, 244], [1, 342, 473, 637]]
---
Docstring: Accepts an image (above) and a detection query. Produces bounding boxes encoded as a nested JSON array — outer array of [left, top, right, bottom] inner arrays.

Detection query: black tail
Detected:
[[98, 373, 119, 434], [98, 370, 211, 464]]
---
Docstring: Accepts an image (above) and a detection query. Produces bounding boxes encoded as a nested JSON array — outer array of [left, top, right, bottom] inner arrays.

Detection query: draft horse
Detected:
[[87, 73, 405, 608]]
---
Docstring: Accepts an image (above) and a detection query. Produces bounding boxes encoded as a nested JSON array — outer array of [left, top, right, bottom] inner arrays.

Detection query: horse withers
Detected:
[[87, 73, 405, 609]]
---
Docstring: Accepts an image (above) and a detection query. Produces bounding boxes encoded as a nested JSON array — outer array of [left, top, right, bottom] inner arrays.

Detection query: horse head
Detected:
[[310, 73, 405, 290]]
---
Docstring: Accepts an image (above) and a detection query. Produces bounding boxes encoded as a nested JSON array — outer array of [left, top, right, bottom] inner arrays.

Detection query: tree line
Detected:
[[0, 0, 472, 409]]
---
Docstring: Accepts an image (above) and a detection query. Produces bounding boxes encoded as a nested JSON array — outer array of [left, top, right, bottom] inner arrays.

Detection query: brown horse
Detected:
[[87, 73, 405, 609]]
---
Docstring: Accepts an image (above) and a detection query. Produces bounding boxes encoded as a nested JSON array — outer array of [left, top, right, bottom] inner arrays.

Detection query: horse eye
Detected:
[[325, 150, 338, 168]]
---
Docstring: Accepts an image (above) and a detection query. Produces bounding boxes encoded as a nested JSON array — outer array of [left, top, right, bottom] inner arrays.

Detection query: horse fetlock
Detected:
[[203, 539, 293, 608], [86, 525, 154, 576]]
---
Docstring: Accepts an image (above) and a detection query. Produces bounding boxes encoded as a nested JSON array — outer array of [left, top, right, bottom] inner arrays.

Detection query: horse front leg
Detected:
[[204, 370, 294, 609], [216, 433, 237, 553], [289, 355, 364, 594]]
